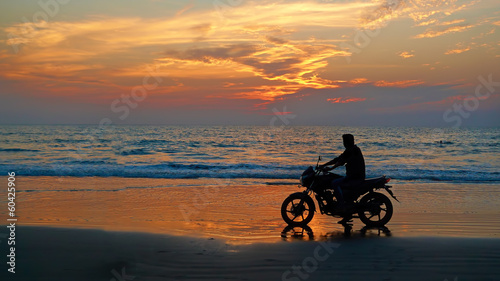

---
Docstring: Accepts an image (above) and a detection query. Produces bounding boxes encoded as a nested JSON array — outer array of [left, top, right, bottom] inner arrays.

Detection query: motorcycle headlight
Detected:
[[300, 176, 304, 186]]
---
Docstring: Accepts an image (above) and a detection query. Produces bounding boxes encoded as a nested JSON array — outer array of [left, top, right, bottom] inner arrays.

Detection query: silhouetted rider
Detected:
[[319, 134, 365, 212]]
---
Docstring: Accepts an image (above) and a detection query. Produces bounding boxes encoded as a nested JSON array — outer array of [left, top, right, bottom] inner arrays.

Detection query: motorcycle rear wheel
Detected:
[[281, 193, 315, 226], [358, 192, 393, 227]]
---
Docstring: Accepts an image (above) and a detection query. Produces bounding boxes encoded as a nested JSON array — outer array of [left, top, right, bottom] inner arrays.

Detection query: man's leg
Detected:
[[331, 177, 345, 204], [332, 177, 352, 224]]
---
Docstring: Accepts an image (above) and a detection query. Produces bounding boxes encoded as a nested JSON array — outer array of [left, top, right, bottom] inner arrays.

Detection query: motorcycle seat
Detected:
[[363, 176, 386, 184], [340, 176, 386, 189]]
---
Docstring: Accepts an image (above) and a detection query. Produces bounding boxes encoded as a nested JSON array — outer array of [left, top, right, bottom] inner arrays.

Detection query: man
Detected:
[[319, 134, 365, 222]]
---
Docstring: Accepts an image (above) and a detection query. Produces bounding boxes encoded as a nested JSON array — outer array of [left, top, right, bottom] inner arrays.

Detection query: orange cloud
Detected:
[[2, 1, 371, 105], [438, 19, 466, 26], [407, 0, 479, 23], [414, 24, 474, 38], [348, 78, 370, 85], [398, 51, 415, 59], [336, 78, 425, 88], [416, 19, 438, 26], [234, 84, 305, 102], [153, 40, 346, 101], [327, 97, 366, 104], [360, 0, 473, 28], [0, 0, 493, 113], [444, 46, 471, 55], [374, 80, 424, 88]]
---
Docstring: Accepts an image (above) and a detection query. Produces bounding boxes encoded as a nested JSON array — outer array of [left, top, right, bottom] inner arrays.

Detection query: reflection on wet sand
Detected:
[[281, 225, 392, 242], [15, 177, 500, 244]]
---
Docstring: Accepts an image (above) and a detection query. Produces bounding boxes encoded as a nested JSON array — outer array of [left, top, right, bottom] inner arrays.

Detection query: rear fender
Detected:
[[384, 185, 399, 202]]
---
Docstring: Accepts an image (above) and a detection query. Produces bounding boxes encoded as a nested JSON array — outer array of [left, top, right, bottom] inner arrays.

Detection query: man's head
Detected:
[[342, 134, 355, 148]]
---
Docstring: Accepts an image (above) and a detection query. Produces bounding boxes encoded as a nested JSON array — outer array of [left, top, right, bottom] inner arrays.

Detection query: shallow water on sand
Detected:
[[9, 176, 500, 244]]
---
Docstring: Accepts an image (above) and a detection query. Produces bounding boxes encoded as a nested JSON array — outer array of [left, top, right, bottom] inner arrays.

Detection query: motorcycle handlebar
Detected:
[[316, 166, 334, 174], [315, 156, 322, 168]]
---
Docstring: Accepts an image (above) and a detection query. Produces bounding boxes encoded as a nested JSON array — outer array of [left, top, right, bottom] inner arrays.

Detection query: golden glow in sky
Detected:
[[0, 0, 499, 125]]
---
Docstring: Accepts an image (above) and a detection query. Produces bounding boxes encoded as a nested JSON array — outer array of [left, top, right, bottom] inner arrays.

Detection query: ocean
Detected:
[[0, 125, 499, 183]]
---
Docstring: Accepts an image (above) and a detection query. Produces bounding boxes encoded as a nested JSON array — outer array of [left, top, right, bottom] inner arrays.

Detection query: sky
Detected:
[[0, 0, 499, 126]]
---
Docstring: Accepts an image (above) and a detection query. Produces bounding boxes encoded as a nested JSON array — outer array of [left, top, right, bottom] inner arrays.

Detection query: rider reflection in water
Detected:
[[319, 134, 365, 223]]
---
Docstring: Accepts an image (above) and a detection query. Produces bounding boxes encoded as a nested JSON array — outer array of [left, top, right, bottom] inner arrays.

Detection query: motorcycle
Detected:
[[281, 156, 398, 227]]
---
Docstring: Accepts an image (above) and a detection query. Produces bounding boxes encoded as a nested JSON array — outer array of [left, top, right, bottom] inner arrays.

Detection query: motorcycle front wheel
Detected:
[[281, 192, 315, 226], [358, 192, 393, 227]]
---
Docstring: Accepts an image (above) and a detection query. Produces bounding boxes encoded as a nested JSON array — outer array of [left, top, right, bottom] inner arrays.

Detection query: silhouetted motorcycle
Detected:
[[281, 156, 398, 227]]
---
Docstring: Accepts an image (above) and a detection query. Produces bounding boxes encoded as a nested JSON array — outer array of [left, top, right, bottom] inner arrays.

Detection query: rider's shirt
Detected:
[[335, 145, 366, 180]]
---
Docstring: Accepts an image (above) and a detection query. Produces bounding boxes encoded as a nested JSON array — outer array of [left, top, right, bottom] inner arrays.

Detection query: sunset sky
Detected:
[[1, 0, 499, 126]]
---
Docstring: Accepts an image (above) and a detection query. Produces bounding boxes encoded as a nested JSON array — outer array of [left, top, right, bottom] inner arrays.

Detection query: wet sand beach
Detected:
[[2, 0, 500, 277], [6, 227, 500, 281], [10, 176, 500, 242], [2, 176, 500, 280]]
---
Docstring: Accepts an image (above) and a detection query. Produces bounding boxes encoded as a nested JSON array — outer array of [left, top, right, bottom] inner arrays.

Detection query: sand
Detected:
[[11, 177, 500, 242], [2, 176, 500, 280], [4, 226, 500, 281]]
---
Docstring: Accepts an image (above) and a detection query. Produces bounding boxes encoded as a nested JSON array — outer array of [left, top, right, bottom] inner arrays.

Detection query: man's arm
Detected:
[[321, 158, 338, 167], [319, 156, 342, 170], [319, 149, 350, 170]]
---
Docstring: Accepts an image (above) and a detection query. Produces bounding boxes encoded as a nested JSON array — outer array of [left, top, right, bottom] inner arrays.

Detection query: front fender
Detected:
[[288, 192, 316, 213]]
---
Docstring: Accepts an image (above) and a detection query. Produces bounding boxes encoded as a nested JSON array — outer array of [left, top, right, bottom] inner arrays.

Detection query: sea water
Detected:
[[0, 125, 498, 183]]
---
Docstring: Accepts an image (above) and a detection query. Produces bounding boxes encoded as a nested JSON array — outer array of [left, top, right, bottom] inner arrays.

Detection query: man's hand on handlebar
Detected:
[[318, 165, 334, 171]]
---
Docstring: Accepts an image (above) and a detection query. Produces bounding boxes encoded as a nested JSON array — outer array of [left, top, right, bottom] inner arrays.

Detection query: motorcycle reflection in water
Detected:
[[281, 225, 315, 241], [281, 156, 399, 229], [281, 225, 392, 241]]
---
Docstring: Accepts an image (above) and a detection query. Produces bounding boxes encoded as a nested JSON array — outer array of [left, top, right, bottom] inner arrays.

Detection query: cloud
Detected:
[[265, 36, 288, 45], [176, 3, 194, 17], [398, 50, 415, 58], [416, 19, 438, 26], [190, 23, 212, 34], [1, 0, 496, 121], [329, 78, 425, 89], [416, 18, 467, 27], [361, 0, 457, 27], [413, 24, 474, 38], [373, 80, 424, 87], [444, 46, 471, 55], [327, 97, 366, 104], [158, 39, 346, 100], [438, 19, 466, 26], [359, 0, 467, 27], [255, 82, 499, 126], [1, 1, 371, 104]]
